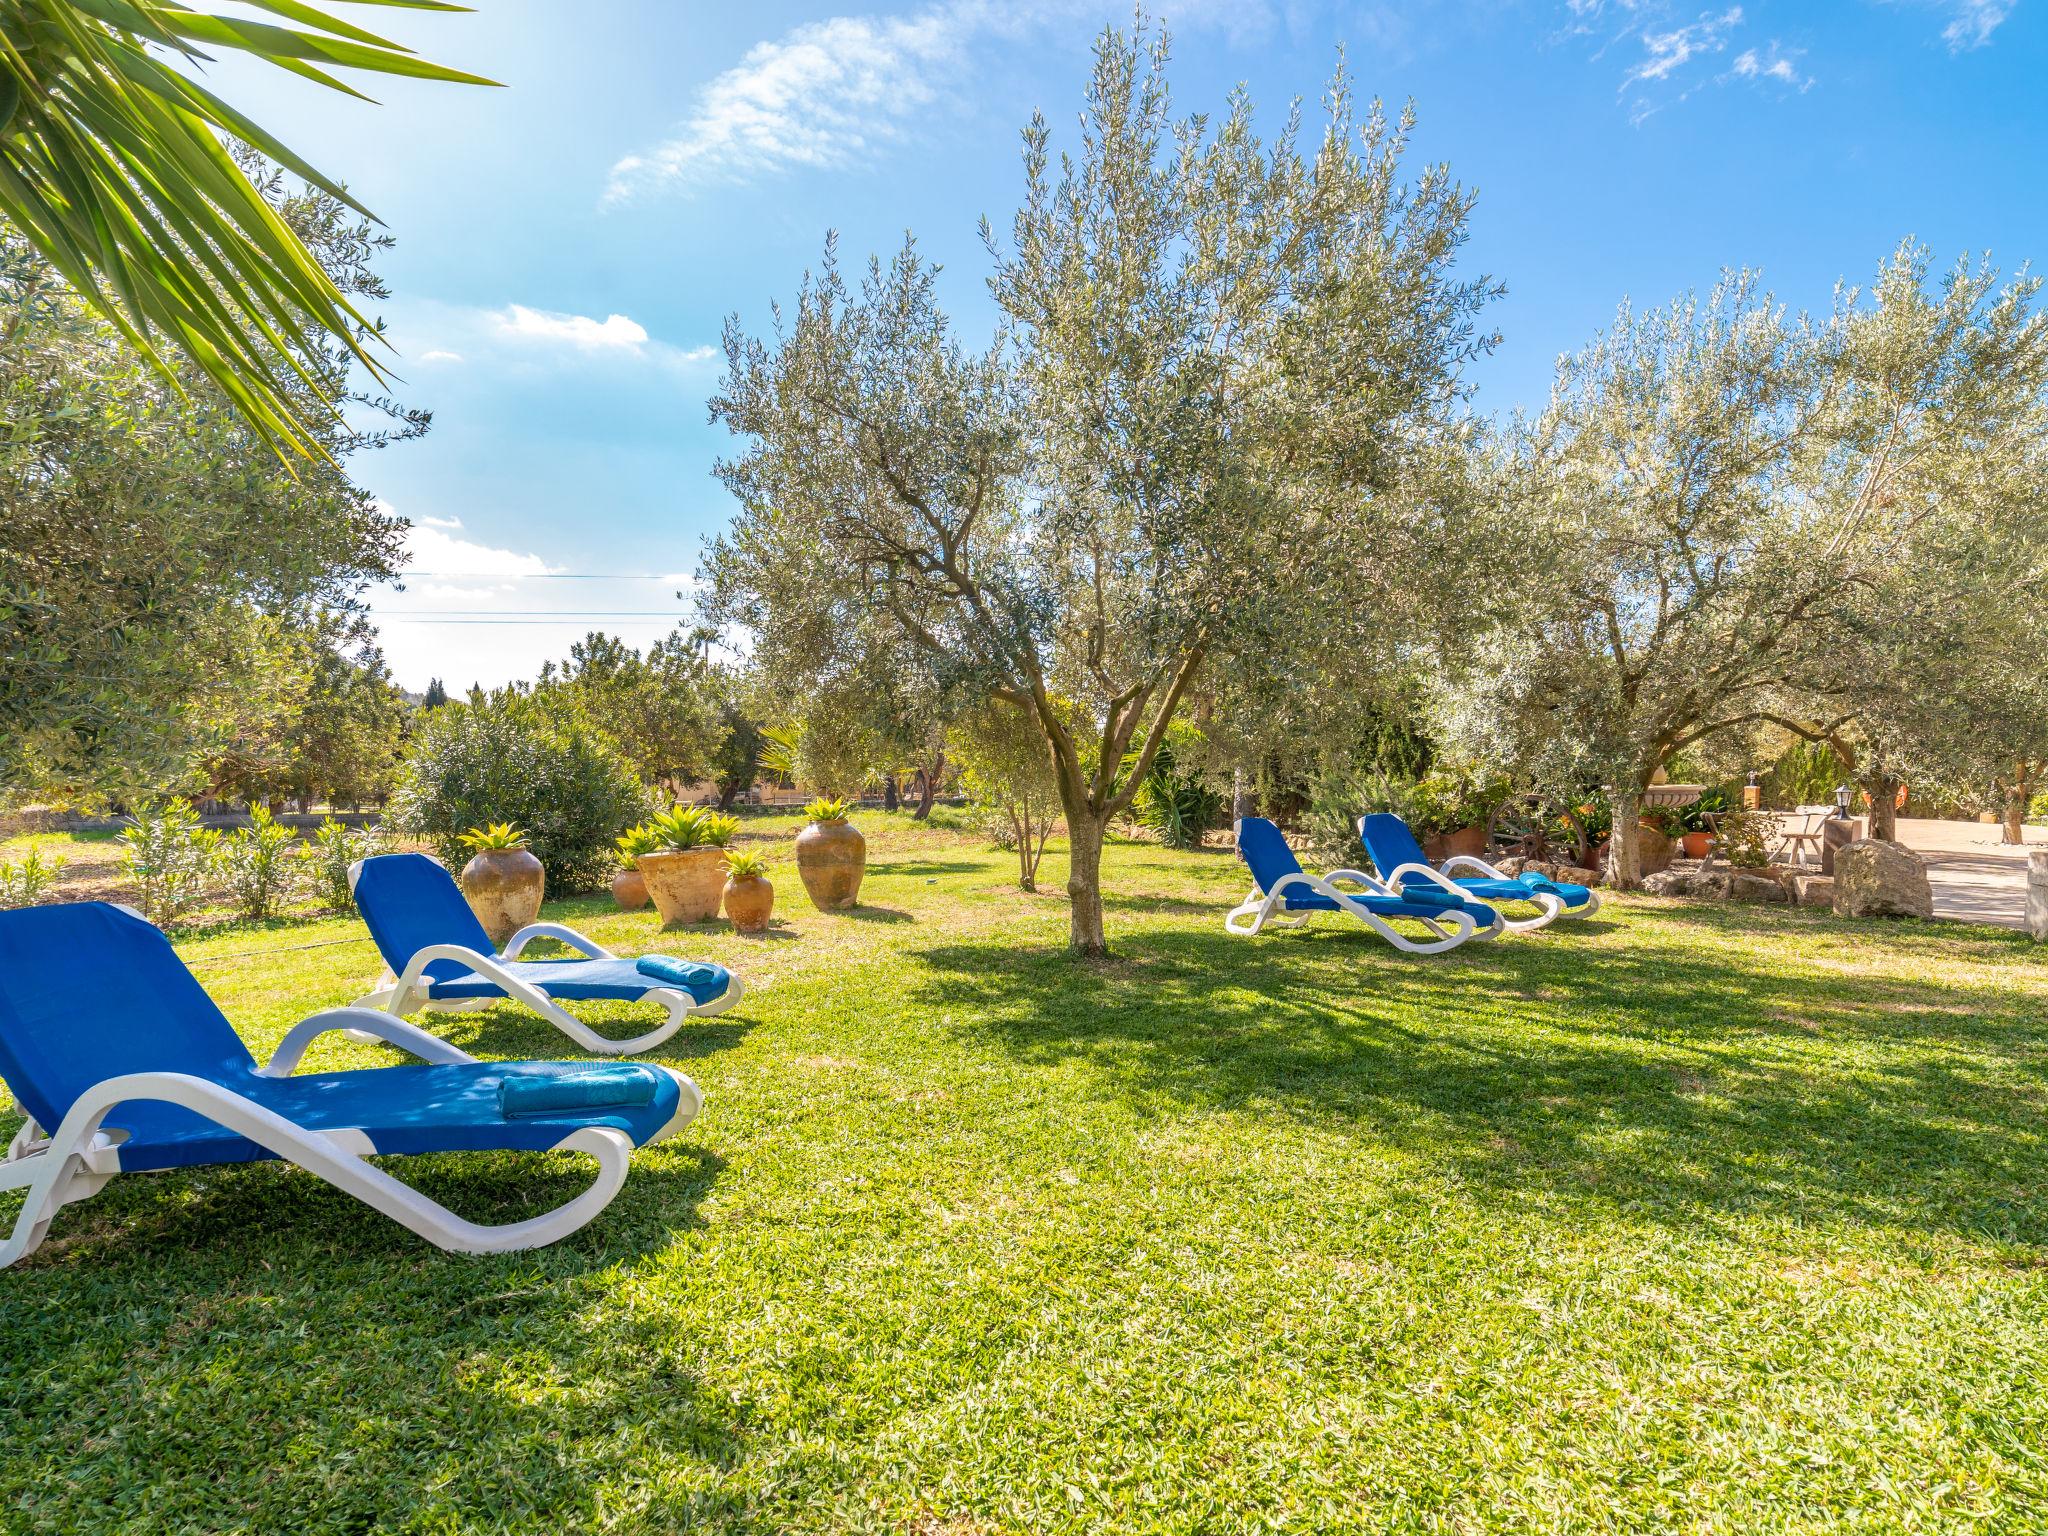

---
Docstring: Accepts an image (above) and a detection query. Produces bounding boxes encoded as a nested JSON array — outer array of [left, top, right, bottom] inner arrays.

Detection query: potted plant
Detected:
[[456, 823, 543, 946], [636, 806, 740, 925], [722, 847, 775, 934], [794, 796, 864, 910], [1677, 787, 1729, 859], [612, 824, 660, 910]]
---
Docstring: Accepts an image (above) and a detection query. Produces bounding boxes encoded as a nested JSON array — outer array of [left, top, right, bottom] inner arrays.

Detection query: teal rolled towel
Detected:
[[635, 955, 728, 1000], [500, 1066, 659, 1118]]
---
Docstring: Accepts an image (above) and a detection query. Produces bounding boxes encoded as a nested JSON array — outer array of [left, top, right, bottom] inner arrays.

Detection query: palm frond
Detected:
[[0, 0, 495, 457]]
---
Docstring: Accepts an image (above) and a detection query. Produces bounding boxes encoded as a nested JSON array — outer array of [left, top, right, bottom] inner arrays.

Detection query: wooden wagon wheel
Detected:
[[1487, 792, 1590, 865]]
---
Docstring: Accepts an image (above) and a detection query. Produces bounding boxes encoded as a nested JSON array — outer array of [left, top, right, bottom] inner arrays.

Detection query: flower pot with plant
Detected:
[[722, 847, 775, 933], [612, 824, 659, 910], [1677, 786, 1729, 859], [637, 806, 740, 925], [457, 823, 543, 946], [795, 797, 864, 910]]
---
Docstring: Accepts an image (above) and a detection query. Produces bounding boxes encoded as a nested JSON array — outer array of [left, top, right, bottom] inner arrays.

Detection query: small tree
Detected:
[[535, 628, 721, 796], [710, 25, 1494, 953], [1441, 246, 2048, 886], [951, 700, 1069, 890]]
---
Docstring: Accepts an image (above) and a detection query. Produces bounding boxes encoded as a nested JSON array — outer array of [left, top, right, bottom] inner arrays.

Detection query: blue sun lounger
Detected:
[[1225, 818, 1503, 952], [1356, 813, 1600, 934], [349, 854, 742, 1057], [0, 902, 703, 1269]]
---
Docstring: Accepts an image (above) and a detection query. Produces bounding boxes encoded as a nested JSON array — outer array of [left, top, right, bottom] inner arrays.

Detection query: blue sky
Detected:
[[216, 0, 2044, 687]]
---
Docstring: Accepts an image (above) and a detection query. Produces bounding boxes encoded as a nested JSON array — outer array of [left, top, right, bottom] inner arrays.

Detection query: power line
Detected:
[[381, 610, 688, 617]]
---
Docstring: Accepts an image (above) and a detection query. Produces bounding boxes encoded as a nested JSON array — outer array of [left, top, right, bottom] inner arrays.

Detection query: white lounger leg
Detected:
[[0, 1069, 697, 1270], [355, 947, 742, 1056]]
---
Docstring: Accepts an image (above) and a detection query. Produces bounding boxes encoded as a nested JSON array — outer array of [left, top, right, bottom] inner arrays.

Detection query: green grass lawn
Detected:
[[4, 813, 2047, 1532]]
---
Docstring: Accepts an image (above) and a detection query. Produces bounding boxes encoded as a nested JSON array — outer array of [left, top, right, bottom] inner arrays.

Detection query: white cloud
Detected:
[[491, 304, 652, 352], [1729, 40, 1812, 88], [367, 510, 707, 689], [400, 518, 560, 581], [605, 0, 1283, 203], [419, 348, 464, 364], [606, 6, 971, 201], [1625, 6, 1742, 84], [1938, 0, 2010, 48]]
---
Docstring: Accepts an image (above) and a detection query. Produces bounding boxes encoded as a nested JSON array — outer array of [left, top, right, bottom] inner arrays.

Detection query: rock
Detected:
[[1494, 856, 1603, 888], [1831, 838, 1934, 920], [1727, 872, 1791, 903], [1640, 866, 1787, 903], [1792, 874, 1836, 908], [2029, 851, 2048, 942]]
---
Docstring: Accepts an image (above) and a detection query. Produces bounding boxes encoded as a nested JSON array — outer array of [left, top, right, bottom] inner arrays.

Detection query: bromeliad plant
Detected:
[[723, 847, 771, 879], [457, 823, 530, 852], [802, 797, 850, 825], [616, 823, 663, 863], [646, 806, 740, 851]]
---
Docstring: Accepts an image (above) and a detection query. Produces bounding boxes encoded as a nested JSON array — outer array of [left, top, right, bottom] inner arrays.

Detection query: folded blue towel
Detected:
[[635, 955, 727, 998], [500, 1066, 659, 1118]]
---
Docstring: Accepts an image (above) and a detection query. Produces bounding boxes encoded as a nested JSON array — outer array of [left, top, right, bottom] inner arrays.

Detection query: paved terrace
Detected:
[[1895, 816, 2038, 929]]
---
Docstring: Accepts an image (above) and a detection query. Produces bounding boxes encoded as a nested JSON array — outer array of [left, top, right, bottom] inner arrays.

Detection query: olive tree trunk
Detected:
[[1861, 770, 1901, 841], [1605, 785, 1646, 890], [1063, 806, 1110, 957], [913, 750, 943, 820], [2001, 766, 2037, 844]]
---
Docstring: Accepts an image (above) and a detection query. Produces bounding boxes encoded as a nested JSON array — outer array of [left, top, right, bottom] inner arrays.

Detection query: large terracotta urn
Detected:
[[638, 848, 726, 925], [723, 873, 775, 934], [611, 867, 649, 911], [460, 848, 544, 947], [795, 817, 865, 910], [1442, 824, 1489, 860]]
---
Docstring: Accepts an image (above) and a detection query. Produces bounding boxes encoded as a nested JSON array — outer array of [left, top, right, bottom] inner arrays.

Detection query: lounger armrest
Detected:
[[1383, 861, 1468, 899], [1325, 867, 1396, 894], [501, 923, 613, 962], [260, 1008, 479, 1077], [1440, 855, 1507, 879]]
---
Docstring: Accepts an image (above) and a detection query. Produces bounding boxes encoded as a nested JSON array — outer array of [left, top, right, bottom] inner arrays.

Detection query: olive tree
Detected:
[[709, 25, 1495, 954], [1440, 246, 2048, 885]]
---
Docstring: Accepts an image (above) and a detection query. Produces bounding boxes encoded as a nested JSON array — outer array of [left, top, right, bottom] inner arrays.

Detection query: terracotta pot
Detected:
[[1681, 831, 1713, 859], [1442, 824, 1489, 859], [611, 867, 649, 911], [723, 874, 774, 934], [459, 847, 544, 947], [795, 818, 865, 910], [637, 847, 727, 925]]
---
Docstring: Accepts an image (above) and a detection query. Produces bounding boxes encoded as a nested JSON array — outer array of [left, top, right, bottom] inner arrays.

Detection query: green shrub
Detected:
[[219, 804, 300, 922], [120, 799, 220, 926], [391, 695, 650, 892], [303, 817, 382, 913], [0, 846, 67, 909], [1305, 764, 1508, 866], [1127, 722, 1223, 851]]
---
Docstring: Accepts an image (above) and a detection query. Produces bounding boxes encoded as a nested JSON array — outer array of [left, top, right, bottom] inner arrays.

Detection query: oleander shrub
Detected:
[[119, 799, 220, 926], [303, 816, 384, 913], [219, 804, 300, 921]]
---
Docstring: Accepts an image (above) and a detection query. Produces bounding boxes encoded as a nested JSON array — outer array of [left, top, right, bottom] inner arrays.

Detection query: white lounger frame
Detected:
[[1, 1006, 702, 1270], [1406, 852, 1600, 933], [349, 859, 742, 1056], [1225, 867, 1501, 953]]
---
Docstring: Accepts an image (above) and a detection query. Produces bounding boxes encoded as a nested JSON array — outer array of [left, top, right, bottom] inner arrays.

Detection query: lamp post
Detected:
[[1834, 785, 1852, 819]]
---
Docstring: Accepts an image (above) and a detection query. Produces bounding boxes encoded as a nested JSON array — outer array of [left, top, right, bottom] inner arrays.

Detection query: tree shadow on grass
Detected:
[[398, 1003, 758, 1066], [0, 1144, 812, 1531], [907, 922, 2048, 1251]]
